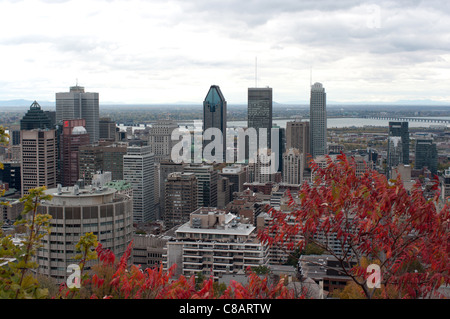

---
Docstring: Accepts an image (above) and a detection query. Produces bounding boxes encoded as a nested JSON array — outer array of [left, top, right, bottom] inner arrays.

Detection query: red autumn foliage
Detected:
[[258, 153, 450, 299], [58, 240, 300, 299]]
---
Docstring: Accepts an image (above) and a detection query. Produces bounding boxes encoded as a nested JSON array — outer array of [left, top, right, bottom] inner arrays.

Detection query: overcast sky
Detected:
[[1, 0, 450, 105]]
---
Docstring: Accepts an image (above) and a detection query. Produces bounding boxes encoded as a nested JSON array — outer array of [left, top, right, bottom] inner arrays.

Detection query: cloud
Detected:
[[0, 0, 449, 103]]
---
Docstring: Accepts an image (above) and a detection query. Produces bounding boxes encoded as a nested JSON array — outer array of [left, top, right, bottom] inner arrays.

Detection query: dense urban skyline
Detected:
[[1, 0, 450, 104]]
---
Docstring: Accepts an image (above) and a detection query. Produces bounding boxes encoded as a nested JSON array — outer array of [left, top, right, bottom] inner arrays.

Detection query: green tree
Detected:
[[0, 187, 52, 299]]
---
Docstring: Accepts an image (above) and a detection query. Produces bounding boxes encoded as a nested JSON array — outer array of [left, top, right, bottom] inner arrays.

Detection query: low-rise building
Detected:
[[163, 207, 270, 280]]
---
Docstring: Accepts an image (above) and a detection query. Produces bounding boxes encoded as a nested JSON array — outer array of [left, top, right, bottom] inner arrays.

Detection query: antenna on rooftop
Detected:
[[255, 56, 258, 88]]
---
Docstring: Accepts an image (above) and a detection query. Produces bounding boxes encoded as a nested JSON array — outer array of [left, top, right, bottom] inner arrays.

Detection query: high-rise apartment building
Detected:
[[388, 122, 409, 165], [286, 120, 310, 167], [148, 120, 179, 163], [20, 129, 57, 196], [203, 85, 227, 162], [123, 145, 155, 223], [59, 119, 90, 187], [282, 148, 304, 185], [56, 85, 99, 143], [164, 172, 198, 229], [415, 139, 437, 175], [309, 82, 327, 158]]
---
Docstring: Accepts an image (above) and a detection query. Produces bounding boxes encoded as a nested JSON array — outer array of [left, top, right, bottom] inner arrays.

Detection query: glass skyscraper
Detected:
[[309, 82, 327, 158], [247, 87, 273, 149], [388, 122, 410, 165], [203, 85, 227, 162]]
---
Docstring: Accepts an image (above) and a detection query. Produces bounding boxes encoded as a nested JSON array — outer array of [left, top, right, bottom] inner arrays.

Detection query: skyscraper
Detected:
[[387, 136, 403, 178], [59, 119, 90, 187], [203, 85, 227, 162], [286, 120, 310, 167], [282, 148, 304, 185], [183, 163, 218, 208], [388, 122, 409, 165], [164, 172, 198, 229], [56, 85, 99, 144], [415, 139, 437, 175], [123, 145, 155, 223], [148, 120, 179, 163], [309, 82, 327, 158], [20, 101, 53, 131], [248, 87, 273, 149], [20, 129, 57, 196]]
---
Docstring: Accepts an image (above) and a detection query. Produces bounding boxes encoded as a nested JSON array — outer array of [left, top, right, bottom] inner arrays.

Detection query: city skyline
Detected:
[[1, 0, 450, 105]]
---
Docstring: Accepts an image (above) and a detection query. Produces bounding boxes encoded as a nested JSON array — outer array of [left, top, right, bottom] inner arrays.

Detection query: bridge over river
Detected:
[[363, 116, 450, 124]]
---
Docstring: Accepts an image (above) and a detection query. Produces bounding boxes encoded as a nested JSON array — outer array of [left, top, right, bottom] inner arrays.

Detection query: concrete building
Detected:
[[219, 164, 248, 195], [20, 129, 57, 196], [123, 145, 155, 223], [164, 172, 198, 230], [36, 184, 133, 282], [148, 120, 179, 163], [282, 148, 304, 185], [183, 164, 218, 208], [163, 207, 270, 279], [310, 82, 327, 158], [56, 85, 99, 144], [59, 119, 90, 187], [286, 120, 310, 167], [132, 234, 168, 270], [99, 117, 116, 141], [78, 142, 128, 184]]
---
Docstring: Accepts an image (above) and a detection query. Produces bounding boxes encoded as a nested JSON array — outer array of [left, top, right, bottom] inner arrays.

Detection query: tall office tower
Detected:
[[203, 85, 227, 162], [388, 122, 409, 165], [148, 120, 179, 163], [248, 87, 273, 149], [59, 119, 90, 187], [286, 120, 310, 167], [282, 148, 304, 185], [415, 139, 437, 175], [123, 145, 155, 223], [56, 85, 99, 144], [20, 101, 53, 131], [158, 160, 185, 219], [37, 185, 133, 281], [183, 163, 218, 208], [309, 82, 327, 158], [20, 129, 57, 196], [386, 136, 403, 178], [164, 172, 198, 229], [99, 117, 116, 141]]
